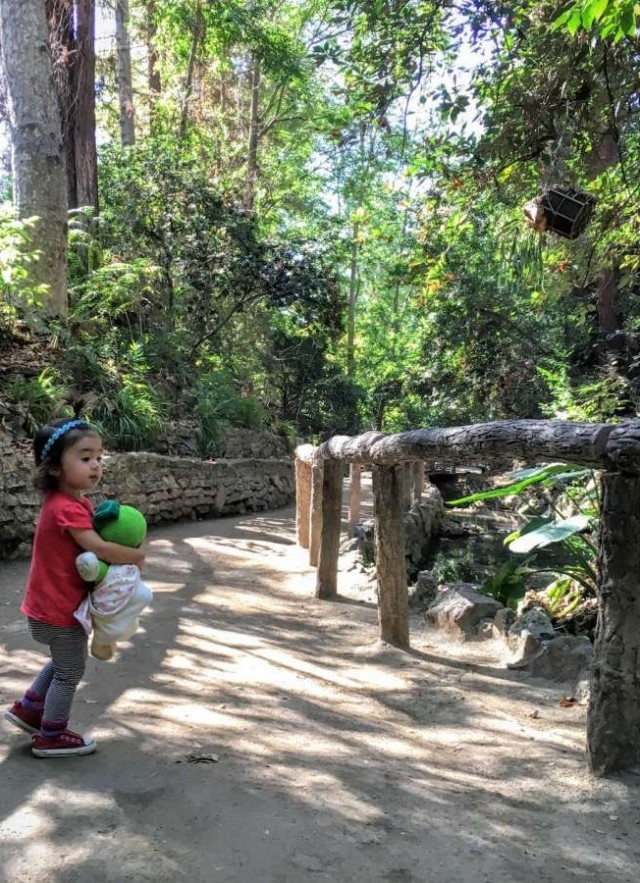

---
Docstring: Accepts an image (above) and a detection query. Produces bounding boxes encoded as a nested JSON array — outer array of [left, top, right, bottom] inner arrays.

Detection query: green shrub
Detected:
[[5, 368, 69, 434]]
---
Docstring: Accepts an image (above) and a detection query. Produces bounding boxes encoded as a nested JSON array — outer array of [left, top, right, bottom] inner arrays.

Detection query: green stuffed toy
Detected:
[[75, 500, 152, 660]]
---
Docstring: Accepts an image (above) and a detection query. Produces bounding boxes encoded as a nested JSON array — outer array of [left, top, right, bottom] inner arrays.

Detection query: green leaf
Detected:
[[508, 515, 591, 554], [592, 0, 610, 22], [504, 516, 554, 546], [567, 10, 584, 35], [447, 463, 580, 507]]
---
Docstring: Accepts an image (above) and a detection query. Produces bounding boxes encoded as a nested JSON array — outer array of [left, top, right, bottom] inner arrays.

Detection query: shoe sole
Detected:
[[32, 740, 97, 758], [3, 711, 39, 735]]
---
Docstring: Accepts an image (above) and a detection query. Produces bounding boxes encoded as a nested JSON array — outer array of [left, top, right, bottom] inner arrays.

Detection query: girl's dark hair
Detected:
[[34, 418, 100, 492]]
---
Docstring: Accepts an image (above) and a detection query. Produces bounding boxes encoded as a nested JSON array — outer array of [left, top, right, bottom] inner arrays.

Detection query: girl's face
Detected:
[[55, 433, 104, 497]]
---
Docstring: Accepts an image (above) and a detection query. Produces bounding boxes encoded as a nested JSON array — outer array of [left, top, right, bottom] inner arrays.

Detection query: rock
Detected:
[[506, 607, 556, 669], [408, 570, 438, 610], [527, 635, 594, 684], [426, 584, 504, 640], [574, 660, 592, 705], [492, 606, 516, 638], [476, 618, 495, 640]]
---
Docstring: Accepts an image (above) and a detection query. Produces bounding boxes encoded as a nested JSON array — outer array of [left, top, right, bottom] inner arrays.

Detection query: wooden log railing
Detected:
[[295, 419, 640, 777]]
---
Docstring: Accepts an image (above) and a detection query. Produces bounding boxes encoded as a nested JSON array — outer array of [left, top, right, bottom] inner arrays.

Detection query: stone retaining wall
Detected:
[[0, 439, 293, 560]]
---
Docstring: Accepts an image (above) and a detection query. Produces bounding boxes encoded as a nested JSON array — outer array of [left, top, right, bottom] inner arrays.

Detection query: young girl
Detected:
[[3, 417, 145, 758]]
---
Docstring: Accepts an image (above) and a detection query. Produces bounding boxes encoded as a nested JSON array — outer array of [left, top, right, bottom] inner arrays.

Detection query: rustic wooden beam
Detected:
[[316, 420, 614, 468], [372, 464, 409, 649], [587, 471, 640, 775], [315, 459, 343, 600], [309, 462, 324, 567], [348, 462, 361, 534]]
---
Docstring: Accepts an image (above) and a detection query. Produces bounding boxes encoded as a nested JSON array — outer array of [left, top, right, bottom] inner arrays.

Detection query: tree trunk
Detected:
[[587, 471, 640, 775], [597, 265, 618, 335], [116, 0, 135, 147], [0, 0, 68, 314], [46, 0, 98, 212], [372, 464, 409, 648], [73, 0, 98, 209], [245, 54, 261, 211], [144, 0, 161, 129], [179, 0, 203, 140], [346, 222, 359, 378]]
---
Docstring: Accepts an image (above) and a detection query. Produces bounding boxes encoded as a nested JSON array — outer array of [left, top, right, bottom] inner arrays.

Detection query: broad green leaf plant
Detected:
[[448, 463, 599, 621]]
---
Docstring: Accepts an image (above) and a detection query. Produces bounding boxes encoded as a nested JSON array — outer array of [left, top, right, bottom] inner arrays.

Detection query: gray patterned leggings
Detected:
[[27, 619, 88, 727]]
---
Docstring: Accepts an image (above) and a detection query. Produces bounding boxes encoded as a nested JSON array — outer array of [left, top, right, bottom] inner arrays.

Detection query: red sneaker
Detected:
[[32, 729, 97, 758], [4, 701, 42, 735]]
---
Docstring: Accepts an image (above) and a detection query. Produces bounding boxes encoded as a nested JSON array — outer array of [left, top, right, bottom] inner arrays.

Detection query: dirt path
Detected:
[[1, 493, 639, 882]]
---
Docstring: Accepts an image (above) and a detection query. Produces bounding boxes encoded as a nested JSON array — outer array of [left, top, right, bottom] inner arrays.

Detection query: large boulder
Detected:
[[426, 584, 503, 640], [506, 607, 556, 669], [526, 635, 593, 684]]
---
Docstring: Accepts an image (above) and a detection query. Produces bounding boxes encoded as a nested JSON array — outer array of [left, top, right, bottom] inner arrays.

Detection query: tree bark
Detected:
[[0, 0, 68, 314], [587, 471, 640, 775], [143, 0, 161, 129], [372, 464, 409, 648], [245, 54, 261, 211], [315, 459, 343, 600], [74, 0, 98, 209], [116, 0, 135, 147], [346, 222, 359, 378], [46, 0, 98, 212], [179, 0, 203, 140]]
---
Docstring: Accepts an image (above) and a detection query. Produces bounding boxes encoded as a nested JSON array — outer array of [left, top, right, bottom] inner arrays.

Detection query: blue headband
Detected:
[[41, 420, 89, 460]]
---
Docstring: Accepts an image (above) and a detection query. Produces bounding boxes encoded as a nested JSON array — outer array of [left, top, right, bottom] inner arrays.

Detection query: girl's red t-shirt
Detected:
[[21, 491, 94, 628]]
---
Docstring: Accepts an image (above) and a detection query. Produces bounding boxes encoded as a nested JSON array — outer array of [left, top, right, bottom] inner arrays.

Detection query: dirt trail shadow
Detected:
[[1, 493, 639, 883]]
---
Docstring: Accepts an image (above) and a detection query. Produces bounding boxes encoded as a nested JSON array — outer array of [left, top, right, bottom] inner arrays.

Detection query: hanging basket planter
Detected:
[[524, 187, 596, 239]]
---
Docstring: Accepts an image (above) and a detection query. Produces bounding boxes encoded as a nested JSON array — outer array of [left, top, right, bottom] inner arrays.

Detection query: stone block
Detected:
[[426, 584, 504, 639]]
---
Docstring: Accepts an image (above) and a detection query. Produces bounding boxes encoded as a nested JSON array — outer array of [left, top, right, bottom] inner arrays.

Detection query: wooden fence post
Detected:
[[372, 464, 409, 648], [401, 462, 413, 511], [411, 461, 425, 506], [348, 462, 361, 535], [309, 462, 324, 567], [587, 470, 640, 775], [315, 459, 343, 599], [295, 456, 311, 549]]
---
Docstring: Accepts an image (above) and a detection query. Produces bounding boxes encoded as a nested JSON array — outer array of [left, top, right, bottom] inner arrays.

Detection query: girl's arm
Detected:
[[68, 528, 146, 568]]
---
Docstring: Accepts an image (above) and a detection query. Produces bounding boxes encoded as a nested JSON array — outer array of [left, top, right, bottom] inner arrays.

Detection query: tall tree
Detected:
[[46, 0, 98, 211], [116, 0, 136, 146], [0, 0, 68, 314]]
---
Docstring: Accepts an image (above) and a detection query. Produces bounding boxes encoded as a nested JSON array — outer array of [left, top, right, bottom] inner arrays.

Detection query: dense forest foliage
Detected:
[[1, 0, 639, 452]]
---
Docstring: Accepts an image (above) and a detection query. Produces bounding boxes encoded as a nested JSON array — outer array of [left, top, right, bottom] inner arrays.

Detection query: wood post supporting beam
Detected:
[[309, 462, 324, 567], [315, 459, 343, 599], [295, 457, 311, 549], [372, 464, 409, 649], [348, 462, 361, 535], [587, 471, 640, 775]]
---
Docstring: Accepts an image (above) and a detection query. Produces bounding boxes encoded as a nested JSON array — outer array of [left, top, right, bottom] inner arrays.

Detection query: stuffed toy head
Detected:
[[76, 500, 147, 584], [93, 499, 147, 547]]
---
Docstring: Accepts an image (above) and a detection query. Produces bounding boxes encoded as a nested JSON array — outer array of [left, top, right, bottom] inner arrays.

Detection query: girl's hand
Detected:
[[129, 545, 146, 570], [70, 528, 146, 568]]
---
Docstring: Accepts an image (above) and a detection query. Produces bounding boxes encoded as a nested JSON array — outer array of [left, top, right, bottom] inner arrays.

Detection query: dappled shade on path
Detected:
[[1, 502, 639, 883]]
